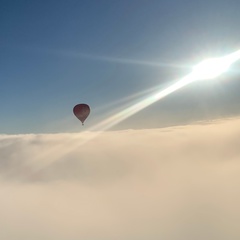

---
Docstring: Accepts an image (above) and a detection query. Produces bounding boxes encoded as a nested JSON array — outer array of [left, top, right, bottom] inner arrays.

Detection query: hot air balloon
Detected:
[[73, 104, 90, 125]]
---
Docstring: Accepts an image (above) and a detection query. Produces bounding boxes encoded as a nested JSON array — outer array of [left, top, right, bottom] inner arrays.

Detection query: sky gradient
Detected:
[[1, 0, 240, 133]]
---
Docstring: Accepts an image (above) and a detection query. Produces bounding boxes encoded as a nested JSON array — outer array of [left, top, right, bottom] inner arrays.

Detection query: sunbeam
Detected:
[[190, 50, 240, 80], [4, 45, 184, 69], [88, 49, 240, 132], [57, 49, 185, 68], [64, 49, 240, 148], [90, 76, 194, 131], [32, 49, 240, 171], [93, 84, 168, 114]]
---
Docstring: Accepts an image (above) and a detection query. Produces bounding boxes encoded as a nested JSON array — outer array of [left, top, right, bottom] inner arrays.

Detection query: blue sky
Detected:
[[1, 0, 240, 133]]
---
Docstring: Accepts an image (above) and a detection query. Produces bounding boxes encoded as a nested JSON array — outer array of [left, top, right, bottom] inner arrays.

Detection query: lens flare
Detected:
[[190, 50, 240, 80], [89, 50, 240, 132], [36, 49, 240, 170], [90, 75, 194, 131]]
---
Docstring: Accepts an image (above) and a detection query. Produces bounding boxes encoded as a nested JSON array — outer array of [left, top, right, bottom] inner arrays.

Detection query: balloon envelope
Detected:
[[73, 104, 90, 125]]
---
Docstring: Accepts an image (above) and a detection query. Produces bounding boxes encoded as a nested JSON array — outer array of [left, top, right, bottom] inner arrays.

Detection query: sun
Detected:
[[190, 57, 231, 80], [73, 49, 240, 138], [87, 49, 240, 132], [190, 50, 240, 81]]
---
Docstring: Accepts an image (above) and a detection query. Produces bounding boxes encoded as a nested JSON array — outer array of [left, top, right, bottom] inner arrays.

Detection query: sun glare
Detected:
[[191, 58, 231, 80], [47, 49, 240, 161], [87, 50, 240, 132], [190, 50, 240, 81]]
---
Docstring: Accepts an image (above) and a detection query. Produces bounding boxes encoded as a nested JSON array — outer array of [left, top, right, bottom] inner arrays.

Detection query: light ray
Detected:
[[88, 49, 240, 132], [33, 49, 240, 171], [61, 49, 240, 148], [57, 49, 186, 68], [7, 45, 185, 69], [190, 50, 240, 80], [57, 49, 240, 152], [93, 84, 168, 114], [90, 76, 194, 132]]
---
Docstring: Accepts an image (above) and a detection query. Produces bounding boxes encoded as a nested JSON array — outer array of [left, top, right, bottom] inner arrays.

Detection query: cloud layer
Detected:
[[1, 118, 240, 240]]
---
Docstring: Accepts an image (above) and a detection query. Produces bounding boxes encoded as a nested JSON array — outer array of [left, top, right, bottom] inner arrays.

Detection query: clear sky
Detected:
[[1, 0, 240, 133]]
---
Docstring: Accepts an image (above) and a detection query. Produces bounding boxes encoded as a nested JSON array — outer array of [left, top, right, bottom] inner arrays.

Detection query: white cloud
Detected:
[[1, 118, 240, 240]]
